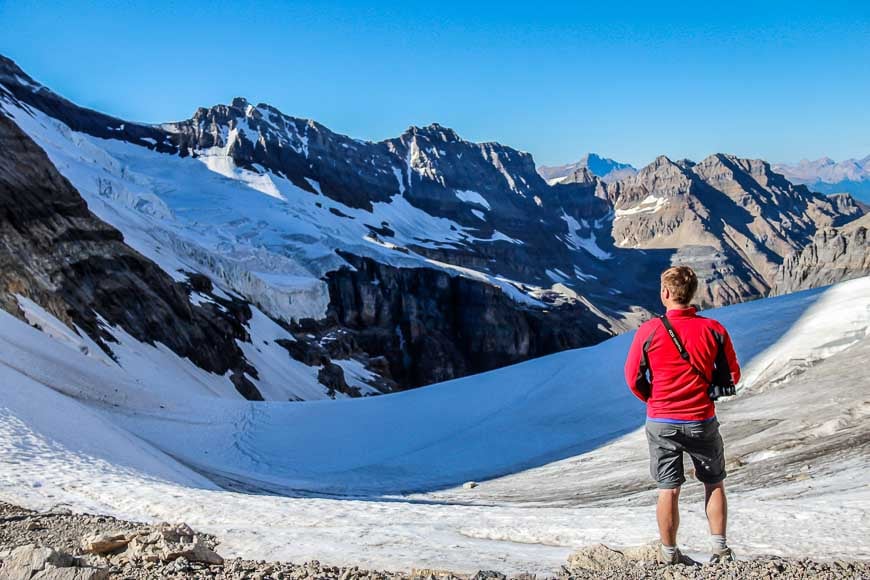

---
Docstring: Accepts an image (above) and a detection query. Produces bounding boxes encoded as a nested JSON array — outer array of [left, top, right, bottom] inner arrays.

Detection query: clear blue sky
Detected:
[[1, 0, 868, 168]]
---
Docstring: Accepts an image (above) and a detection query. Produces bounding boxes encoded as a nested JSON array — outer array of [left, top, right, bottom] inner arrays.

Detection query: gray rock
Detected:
[[122, 522, 224, 565], [80, 531, 129, 555], [0, 544, 75, 579], [30, 565, 109, 580], [566, 544, 631, 571]]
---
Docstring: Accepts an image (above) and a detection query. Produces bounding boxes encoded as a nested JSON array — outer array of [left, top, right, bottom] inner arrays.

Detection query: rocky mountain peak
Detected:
[[625, 154, 694, 194], [230, 96, 250, 110], [649, 154, 677, 169], [581, 153, 635, 177], [403, 122, 462, 144]]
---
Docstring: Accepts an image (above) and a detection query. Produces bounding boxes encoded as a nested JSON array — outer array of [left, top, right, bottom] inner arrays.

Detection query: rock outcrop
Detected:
[[82, 523, 223, 566], [0, 544, 107, 580], [562, 543, 870, 579], [771, 214, 870, 295]]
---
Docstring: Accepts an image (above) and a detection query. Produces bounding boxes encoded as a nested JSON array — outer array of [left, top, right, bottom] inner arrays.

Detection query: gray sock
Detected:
[[661, 544, 677, 559], [711, 534, 728, 553]]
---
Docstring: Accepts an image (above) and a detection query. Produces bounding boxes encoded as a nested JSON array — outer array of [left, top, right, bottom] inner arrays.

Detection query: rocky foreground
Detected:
[[1, 503, 867, 579]]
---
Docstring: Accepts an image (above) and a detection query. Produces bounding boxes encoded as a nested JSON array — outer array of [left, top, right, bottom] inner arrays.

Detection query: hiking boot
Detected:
[[710, 547, 735, 563], [657, 546, 699, 566]]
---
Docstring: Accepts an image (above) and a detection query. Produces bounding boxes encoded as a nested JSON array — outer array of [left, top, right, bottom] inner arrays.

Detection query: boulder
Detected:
[[81, 531, 129, 555], [0, 545, 106, 580], [123, 522, 223, 565], [566, 544, 630, 572], [0, 545, 74, 579], [31, 566, 109, 580]]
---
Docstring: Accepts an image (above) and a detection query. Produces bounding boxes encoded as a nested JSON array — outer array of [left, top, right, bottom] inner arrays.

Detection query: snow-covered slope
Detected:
[[0, 277, 867, 573]]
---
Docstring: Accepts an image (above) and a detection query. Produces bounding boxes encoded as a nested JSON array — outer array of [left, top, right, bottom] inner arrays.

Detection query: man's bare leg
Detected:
[[704, 482, 727, 535], [657, 487, 681, 546], [705, 481, 732, 560]]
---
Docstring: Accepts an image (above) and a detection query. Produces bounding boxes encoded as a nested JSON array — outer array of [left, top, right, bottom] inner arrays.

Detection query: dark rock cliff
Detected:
[[324, 253, 612, 387]]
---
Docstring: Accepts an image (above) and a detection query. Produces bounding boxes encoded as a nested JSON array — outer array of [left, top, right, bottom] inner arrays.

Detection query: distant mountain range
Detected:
[[543, 154, 870, 204], [773, 156, 870, 203]]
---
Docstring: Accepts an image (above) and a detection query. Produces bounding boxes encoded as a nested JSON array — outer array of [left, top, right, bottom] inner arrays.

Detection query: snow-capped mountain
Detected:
[[0, 53, 865, 399], [539, 153, 638, 184], [774, 155, 870, 203], [0, 55, 623, 396]]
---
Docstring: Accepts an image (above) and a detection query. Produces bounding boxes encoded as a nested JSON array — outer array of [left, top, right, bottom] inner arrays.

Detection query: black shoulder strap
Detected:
[[658, 314, 711, 383]]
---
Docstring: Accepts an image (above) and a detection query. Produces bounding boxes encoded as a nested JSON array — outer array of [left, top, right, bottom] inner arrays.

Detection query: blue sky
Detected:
[[1, 1, 868, 168]]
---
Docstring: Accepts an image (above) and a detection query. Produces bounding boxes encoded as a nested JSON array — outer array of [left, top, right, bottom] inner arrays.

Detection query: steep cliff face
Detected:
[[0, 113, 268, 398], [324, 254, 612, 387], [771, 214, 870, 295]]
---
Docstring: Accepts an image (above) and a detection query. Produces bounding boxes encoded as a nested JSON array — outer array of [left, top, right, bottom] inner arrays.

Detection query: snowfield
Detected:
[[0, 277, 868, 574]]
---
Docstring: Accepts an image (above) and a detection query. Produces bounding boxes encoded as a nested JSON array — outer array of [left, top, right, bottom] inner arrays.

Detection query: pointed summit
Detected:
[[404, 123, 463, 143]]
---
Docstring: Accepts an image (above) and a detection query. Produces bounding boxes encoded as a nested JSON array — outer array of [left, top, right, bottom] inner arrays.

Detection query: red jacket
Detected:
[[624, 307, 740, 421]]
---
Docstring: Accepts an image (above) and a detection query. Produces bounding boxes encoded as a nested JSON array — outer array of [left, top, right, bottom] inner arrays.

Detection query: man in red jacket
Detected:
[[624, 266, 740, 565]]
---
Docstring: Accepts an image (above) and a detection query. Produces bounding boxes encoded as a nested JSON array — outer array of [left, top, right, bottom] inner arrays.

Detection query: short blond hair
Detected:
[[661, 266, 698, 305]]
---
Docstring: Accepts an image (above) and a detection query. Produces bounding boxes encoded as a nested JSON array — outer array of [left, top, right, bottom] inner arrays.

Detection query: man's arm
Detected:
[[721, 328, 740, 385], [712, 324, 741, 385], [624, 325, 653, 402]]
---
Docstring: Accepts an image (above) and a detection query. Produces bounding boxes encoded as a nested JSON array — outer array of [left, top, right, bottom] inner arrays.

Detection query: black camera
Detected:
[[707, 382, 736, 401], [707, 364, 736, 401]]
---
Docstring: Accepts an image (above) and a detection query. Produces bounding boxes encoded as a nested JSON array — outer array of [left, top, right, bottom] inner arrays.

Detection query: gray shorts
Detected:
[[645, 418, 726, 489]]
